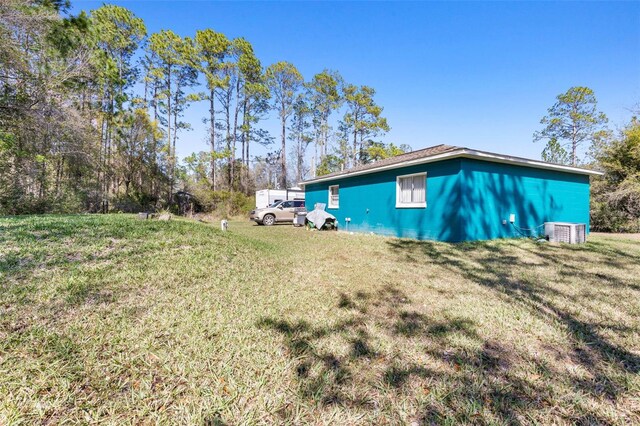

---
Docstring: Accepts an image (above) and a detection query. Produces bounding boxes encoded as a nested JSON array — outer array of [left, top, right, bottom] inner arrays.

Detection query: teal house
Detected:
[[300, 145, 602, 242]]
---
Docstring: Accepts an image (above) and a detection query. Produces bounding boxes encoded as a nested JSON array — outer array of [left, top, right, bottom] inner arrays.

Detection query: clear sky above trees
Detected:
[[71, 1, 639, 161]]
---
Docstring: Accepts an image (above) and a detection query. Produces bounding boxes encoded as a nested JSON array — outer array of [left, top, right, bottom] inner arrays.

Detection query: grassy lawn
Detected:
[[1, 215, 639, 425]]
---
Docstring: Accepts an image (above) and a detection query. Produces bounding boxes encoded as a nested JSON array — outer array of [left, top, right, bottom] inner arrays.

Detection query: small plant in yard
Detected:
[[0, 215, 639, 424]]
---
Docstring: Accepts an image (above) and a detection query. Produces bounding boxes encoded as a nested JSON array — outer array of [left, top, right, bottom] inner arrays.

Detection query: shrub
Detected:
[[590, 199, 640, 232], [185, 186, 255, 218]]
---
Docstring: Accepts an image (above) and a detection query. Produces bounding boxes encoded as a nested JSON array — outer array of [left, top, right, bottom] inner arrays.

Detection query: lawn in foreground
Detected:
[[0, 214, 639, 424]]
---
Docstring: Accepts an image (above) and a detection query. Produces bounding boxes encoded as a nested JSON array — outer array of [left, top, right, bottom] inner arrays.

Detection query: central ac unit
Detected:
[[544, 222, 586, 244]]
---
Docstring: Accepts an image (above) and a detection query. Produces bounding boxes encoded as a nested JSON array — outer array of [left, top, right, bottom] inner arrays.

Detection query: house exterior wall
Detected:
[[304, 159, 463, 241], [459, 158, 591, 241], [303, 157, 591, 242]]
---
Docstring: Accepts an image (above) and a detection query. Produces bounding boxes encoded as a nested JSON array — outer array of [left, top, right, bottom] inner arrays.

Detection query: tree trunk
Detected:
[[279, 107, 287, 189], [231, 78, 241, 191], [152, 81, 159, 201], [209, 89, 216, 190], [245, 102, 250, 194], [55, 156, 63, 197], [167, 65, 173, 204], [296, 131, 302, 183], [225, 90, 231, 190], [314, 135, 318, 178], [572, 122, 577, 167], [240, 98, 247, 192], [99, 108, 107, 209], [352, 125, 358, 167], [105, 91, 114, 212]]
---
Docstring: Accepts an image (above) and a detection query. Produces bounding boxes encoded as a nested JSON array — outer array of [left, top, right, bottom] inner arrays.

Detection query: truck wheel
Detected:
[[263, 214, 275, 226]]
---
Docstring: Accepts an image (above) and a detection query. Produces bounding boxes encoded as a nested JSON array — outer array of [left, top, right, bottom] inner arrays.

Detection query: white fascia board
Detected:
[[298, 151, 461, 187], [460, 150, 605, 177], [298, 149, 603, 187]]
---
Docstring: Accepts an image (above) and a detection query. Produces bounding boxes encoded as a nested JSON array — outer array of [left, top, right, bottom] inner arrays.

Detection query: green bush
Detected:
[[0, 190, 85, 216], [49, 192, 86, 214], [186, 186, 254, 218], [208, 191, 254, 217], [590, 119, 640, 233], [111, 192, 159, 213], [591, 199, 640, 233]]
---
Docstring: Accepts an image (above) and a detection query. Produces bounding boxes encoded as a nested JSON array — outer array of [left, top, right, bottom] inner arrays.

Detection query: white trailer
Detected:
[[255, 188, 305, 209]]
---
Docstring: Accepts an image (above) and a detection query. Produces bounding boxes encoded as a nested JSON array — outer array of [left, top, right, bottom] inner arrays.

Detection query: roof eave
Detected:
[[460, 149, 605, 177], [299, 149, 603, 187]]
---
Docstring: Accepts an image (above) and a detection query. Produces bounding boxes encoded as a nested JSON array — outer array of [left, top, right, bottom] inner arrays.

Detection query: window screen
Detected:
[[328, 185, 339, 208], [396, 173, 426, 207]]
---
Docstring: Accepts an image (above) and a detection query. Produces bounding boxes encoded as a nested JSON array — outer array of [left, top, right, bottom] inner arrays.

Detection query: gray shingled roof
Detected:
[[306, 144, 463, 181]]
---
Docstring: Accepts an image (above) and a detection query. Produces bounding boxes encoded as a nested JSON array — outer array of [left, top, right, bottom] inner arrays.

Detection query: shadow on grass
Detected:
[[259, 238, 639, 423], [386, 238, 640, 417], [259, 286, 558, 423]]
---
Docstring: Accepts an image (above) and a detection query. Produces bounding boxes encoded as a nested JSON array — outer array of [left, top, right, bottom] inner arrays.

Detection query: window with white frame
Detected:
[[396, 172, 426, 208], [328, 185, 339, 208]]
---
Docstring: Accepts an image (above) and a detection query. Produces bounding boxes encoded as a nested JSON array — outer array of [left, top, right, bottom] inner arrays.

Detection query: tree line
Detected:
[[0, 0, 402, 215], [533, 86, 640, 232], [2, 2, 637, 231]]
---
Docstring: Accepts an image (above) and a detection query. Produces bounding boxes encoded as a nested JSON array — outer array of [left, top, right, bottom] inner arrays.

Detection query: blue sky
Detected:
[[72, 1, 640, 162]]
